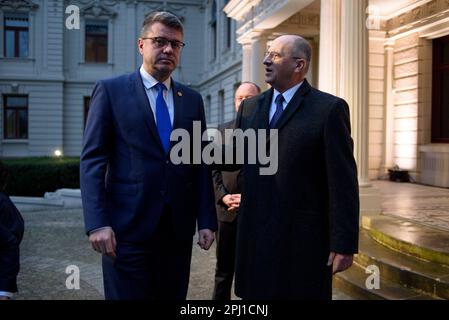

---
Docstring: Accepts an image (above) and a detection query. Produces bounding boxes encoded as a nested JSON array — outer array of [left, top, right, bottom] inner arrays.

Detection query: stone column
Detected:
[[318, 0, 341, 95], [241, 41, 252, 82], [250, 33, 268, 90], [340, 0, 381, 217]]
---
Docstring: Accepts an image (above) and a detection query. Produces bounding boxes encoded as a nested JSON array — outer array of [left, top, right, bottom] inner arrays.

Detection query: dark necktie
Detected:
[[269, 94, 285, 129], [154, 82, 172, 153]]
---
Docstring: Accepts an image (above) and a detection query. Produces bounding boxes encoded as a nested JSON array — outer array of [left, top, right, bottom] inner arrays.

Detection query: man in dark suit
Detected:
[[80, 11, 217, 300], [212, 82, 260, 300], [0, 161, 24, 300], [229, 35, 359, 299]]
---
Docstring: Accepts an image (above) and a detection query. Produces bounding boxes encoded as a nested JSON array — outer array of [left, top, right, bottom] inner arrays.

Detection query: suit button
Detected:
[[165, 160, 169, 164]]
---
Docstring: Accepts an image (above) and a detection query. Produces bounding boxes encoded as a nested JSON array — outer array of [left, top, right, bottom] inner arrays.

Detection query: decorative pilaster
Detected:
[[383, 41, 395, 172]]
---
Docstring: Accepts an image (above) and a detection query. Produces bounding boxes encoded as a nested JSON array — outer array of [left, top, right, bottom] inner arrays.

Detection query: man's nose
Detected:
[[162, 44, 174, 54], [263, 57, 271, 66]]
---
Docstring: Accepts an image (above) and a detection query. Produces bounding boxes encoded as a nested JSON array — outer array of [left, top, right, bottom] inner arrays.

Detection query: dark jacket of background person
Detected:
[[0, 164, 24, 296], [212, 120, 242, 223]]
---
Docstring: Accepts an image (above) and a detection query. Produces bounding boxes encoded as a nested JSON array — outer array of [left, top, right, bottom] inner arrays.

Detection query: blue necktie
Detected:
[[269, 94, 285, 129], [154, 82, 172, 153]]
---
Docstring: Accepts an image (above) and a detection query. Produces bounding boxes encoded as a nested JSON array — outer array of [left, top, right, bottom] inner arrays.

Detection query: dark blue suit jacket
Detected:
[[80, 70, 217, 243]]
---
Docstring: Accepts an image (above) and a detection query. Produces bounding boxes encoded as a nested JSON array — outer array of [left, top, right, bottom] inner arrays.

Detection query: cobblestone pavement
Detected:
[[16, 208, 351, 300]]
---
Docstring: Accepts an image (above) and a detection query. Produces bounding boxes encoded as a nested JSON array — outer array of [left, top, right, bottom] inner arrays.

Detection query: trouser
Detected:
[[102, 206, 193, 300], [212, 219, 237, 300]]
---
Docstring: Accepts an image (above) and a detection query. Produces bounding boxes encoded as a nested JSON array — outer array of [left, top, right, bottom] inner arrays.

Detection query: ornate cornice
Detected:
[[0, 0, 38, 11], [80, 0, 118, 19], [386, 0, 449, 37]]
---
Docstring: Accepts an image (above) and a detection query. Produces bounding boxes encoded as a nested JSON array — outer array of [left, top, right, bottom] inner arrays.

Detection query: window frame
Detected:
[[3, 13, 29, 58], [84, 20, 109, 63], [3, 94, 29, 140]]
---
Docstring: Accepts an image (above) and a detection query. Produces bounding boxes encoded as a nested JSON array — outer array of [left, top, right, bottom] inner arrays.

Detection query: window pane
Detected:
[[18, 110, 28, 139], [5, 30, 15, 57], [443, 43, 449, 65], [5, 17, 29, 28], [19, 30, 28, 57], [6, 110, 17, 139], [96, 35, 107, 62], [441, 73, 449, 138], [6, 96, 27, 108]]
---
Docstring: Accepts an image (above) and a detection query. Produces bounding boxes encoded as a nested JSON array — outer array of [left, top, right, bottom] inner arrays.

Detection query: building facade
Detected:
[[1, 0, 449, 194]]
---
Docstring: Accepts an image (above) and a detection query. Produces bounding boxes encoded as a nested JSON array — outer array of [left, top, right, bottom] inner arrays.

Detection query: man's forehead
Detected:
[[147, 23, 183, 39]]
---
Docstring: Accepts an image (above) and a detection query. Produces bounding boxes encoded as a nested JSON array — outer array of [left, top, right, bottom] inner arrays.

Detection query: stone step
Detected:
[[356, 229, 449, 299], [333, 263, 439, 300], [362, 215, 449, 266]]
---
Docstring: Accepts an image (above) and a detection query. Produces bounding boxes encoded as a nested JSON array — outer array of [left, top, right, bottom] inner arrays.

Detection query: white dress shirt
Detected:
[[139, 65, 175, 126], [269, 81, 304, 123]]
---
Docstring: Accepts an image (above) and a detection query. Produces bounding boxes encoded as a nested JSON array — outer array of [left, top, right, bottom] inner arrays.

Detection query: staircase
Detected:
[[333, 215, 449, 300]]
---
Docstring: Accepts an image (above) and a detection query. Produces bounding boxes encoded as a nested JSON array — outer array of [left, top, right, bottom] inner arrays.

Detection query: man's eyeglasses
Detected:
[[142, 37, 186, 50], [264, 51, 303, 61]]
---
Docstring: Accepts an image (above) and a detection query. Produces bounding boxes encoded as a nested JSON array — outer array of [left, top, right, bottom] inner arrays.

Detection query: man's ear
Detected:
[[137, 39, 144, 53], [295, 59, 305, 73]]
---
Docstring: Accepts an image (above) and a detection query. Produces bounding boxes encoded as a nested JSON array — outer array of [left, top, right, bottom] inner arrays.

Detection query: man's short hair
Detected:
[[140, 11, 184, 38], [239, 81, 261, 94]]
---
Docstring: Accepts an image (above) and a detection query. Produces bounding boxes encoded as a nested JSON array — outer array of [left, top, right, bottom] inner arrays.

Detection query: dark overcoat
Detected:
[[233, 80, 359, 299]]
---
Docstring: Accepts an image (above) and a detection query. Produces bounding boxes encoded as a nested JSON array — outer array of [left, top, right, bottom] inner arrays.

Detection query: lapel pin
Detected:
[[177, 91, 183, 97]]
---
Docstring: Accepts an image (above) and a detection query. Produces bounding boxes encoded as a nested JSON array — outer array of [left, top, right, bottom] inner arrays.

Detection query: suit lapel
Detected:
[[129, 70, 165, 152], [171, 80, 183, 148], [274, 79, 311, 130], [257, 89, 273, 129]]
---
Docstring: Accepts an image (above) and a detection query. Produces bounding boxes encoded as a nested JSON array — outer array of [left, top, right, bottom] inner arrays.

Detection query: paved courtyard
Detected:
[[15, 207, 354, 300]]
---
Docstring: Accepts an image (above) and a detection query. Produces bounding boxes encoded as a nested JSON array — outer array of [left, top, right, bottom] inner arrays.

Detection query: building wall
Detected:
[[392, 33, 421, 178]]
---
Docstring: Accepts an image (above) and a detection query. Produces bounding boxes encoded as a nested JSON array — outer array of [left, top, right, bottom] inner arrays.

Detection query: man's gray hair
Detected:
[[292, 37, 312, 73], [140, 11, 184, 37]]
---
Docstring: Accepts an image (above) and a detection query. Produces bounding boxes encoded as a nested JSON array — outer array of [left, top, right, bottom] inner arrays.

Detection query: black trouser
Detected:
[[102, 207, 193, 300], [212, 219, 237, 300]]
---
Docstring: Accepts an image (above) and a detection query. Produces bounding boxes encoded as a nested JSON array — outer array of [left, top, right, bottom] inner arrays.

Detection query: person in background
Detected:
[[212, 82, 261, 300], [0, 161, 24, 300]]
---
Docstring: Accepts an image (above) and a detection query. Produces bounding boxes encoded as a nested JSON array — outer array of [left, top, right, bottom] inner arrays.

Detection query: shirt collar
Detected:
[[273, 81, 304, 105], [139, 65, 172, 91]]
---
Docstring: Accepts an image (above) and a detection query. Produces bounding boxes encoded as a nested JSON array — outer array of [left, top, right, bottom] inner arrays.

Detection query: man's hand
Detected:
[[89, 227, 117, 259], [327, 252, 353, 275], [198, 229, 214, 250], [222, 194, 241, 212]]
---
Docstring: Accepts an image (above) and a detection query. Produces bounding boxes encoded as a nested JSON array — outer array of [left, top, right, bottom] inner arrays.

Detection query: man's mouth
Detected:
[[158, 58, 174, 64]]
